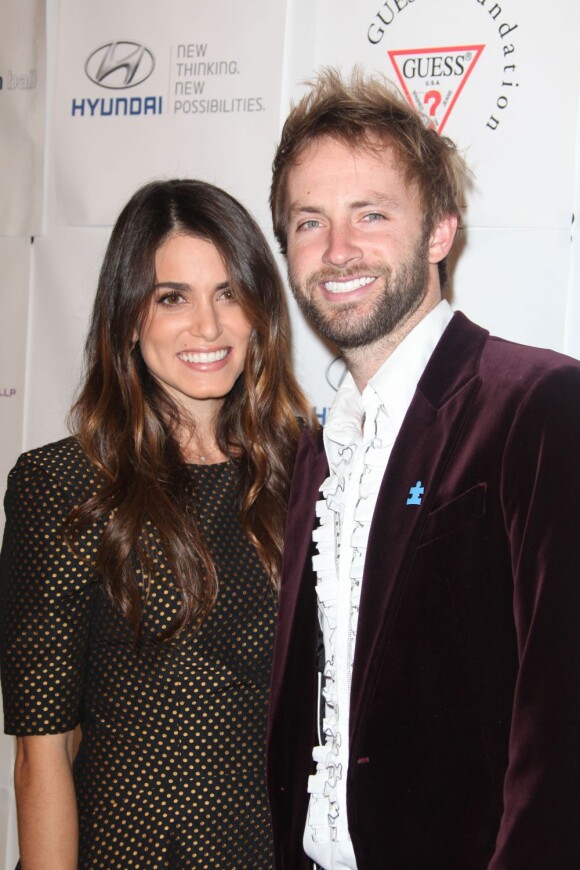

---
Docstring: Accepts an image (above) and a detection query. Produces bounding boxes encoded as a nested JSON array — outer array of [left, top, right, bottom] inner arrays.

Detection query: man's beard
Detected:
[[288, 229, 430, 350]]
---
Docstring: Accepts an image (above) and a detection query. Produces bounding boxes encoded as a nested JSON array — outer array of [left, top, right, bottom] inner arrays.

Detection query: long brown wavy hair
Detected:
[[66, 179, 315, 640]]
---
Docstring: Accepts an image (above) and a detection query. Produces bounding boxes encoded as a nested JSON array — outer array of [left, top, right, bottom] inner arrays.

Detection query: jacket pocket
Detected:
[[418, 482, 486, 546]]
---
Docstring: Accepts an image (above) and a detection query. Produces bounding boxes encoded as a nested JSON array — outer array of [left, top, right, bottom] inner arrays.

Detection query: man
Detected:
[[266, 68, 580, 869]]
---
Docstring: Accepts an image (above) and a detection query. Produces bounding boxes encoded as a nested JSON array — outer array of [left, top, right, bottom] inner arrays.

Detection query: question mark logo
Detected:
[[424, 90, 442, 128]]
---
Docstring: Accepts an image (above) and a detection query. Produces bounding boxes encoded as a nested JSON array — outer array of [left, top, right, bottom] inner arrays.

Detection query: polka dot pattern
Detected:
[[0, 437, 276, 867]]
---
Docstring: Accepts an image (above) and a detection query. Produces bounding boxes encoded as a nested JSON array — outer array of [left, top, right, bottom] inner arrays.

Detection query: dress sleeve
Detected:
[[0, 449, 99, 735]]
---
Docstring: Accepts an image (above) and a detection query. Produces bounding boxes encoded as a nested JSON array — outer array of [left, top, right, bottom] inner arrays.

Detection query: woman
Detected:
[[0, 179, 315, 868]]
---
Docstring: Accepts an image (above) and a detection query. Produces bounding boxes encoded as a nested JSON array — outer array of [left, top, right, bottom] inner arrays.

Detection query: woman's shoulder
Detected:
[[8, 436, 100, 498], [16, 434, 87, 465]]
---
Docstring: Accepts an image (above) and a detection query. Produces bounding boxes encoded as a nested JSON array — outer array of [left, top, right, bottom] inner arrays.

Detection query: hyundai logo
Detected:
[[85, 41, 155, 89]]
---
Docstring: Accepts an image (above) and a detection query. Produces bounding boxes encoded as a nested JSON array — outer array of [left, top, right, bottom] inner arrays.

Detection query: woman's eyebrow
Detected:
[[154, 281, 191, 291]]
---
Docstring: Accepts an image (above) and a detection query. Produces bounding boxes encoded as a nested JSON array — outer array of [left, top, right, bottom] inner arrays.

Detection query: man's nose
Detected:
[[322, 223, 363, 268]]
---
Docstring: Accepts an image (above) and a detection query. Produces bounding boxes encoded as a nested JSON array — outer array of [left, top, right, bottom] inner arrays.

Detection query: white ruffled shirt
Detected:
[[304, 301, 454, 870]]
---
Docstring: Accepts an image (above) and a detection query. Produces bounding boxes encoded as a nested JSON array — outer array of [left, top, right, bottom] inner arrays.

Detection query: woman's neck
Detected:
[[178, 420, 227, 465]]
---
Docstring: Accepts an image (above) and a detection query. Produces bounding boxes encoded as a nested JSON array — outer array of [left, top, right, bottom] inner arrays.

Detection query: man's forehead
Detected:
[[292, 132, 399, 168], [285, 133, 415, 205]]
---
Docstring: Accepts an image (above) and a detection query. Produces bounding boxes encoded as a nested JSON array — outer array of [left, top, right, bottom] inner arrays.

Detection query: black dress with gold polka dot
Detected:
[[0, 437, 276, 868]]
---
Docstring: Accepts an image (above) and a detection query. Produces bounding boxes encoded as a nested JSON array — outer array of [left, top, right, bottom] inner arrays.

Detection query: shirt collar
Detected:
[[367, 299, 453, 433]]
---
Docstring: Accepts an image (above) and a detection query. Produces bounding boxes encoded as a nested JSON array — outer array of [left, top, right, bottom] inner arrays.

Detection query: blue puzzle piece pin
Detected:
[[406, 481, 424, 505]]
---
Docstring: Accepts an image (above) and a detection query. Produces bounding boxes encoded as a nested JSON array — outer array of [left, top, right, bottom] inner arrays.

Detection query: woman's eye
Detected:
[[218, 287, 236, 303], [158, 291, 185, 306]]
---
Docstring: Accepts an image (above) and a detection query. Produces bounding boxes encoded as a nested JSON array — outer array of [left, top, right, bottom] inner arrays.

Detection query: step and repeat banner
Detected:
[[0, 0, 45, 237], [1, 0, 580, 862], [282, 0, 580, 419], [52, 0, 286, 227]]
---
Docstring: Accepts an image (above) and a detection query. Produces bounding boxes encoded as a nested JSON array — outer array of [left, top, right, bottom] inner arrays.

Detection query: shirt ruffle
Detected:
[[308, 391, 393, 843]]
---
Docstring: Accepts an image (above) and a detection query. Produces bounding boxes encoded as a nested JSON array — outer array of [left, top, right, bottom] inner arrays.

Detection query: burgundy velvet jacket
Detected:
[[267, 312, 580, 869]]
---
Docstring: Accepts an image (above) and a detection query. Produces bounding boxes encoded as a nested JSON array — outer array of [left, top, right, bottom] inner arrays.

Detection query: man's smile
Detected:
[[322, 276, 377, 294]]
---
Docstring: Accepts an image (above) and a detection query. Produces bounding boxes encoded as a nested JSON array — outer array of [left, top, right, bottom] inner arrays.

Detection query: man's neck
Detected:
[[344, 290, 442, 392]]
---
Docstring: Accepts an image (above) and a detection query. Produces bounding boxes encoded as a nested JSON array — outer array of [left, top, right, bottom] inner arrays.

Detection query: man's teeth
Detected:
[[178, 349, 228, 363], [324, 276, 375, 293]]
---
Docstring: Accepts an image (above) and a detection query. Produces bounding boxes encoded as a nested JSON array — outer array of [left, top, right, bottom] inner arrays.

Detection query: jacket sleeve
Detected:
[[490, 363, 580, 868]]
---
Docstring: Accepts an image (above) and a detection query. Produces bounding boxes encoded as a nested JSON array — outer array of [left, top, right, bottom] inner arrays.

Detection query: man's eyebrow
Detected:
[[349, 194, 401, 209], [287, 204, 323, 218], [287, 194, 401, 217]]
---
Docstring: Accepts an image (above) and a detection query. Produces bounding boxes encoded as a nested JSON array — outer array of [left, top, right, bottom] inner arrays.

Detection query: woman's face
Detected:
[[138, 233, 252, 420]]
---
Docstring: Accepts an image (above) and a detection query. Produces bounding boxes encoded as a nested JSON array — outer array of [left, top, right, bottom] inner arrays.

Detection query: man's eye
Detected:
[[364, 212, 385, 223], [298, 219, 321, 230]]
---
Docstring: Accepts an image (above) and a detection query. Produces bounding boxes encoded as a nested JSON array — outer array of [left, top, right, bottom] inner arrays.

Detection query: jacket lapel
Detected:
[[350, 312, 489, 732], [269, 428, 328, 713]]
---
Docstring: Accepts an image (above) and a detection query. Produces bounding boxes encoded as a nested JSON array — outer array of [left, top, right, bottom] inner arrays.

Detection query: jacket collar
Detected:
[[349, 312, 489, 737]]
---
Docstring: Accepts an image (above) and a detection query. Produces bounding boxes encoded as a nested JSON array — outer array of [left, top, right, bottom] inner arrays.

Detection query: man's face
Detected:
[[285, 136, 432, 349]]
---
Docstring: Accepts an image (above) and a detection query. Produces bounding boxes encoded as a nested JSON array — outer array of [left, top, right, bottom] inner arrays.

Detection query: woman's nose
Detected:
[[189, 301, 222, 342]]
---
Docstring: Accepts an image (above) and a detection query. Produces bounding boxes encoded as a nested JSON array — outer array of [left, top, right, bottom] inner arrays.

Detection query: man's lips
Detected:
[[322, 275, 376, 295]]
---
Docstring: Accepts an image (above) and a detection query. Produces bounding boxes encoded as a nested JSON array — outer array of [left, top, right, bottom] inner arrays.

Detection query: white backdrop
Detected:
[[0, 0, 45, 236], [1, 0, 580, 863]]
